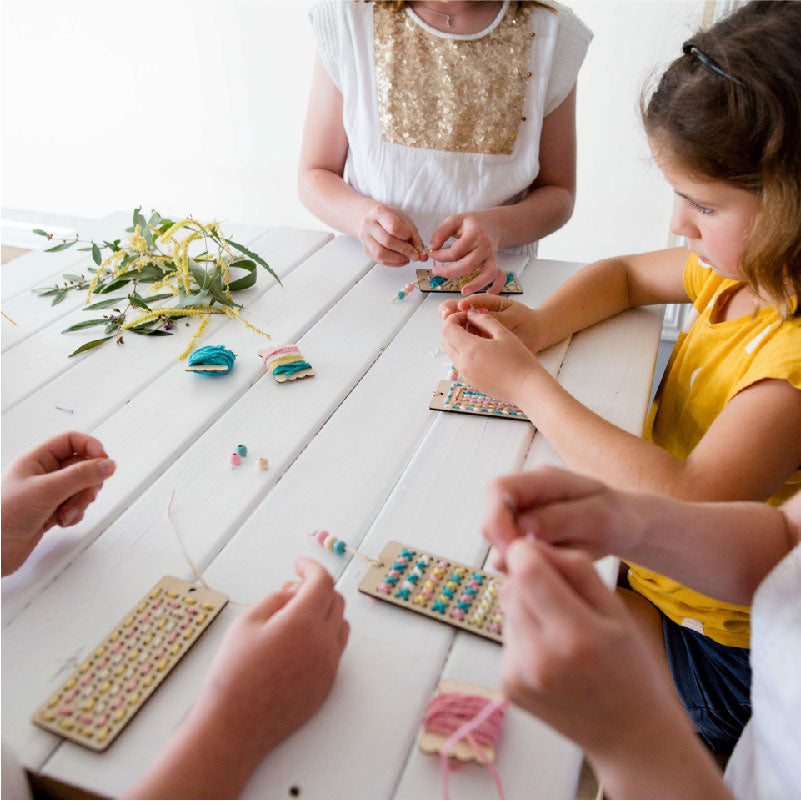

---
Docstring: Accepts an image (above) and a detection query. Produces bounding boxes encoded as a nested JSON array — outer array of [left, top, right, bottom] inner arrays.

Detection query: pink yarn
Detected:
[[262, 345, 300, 368], [423, 692, 507, 799]]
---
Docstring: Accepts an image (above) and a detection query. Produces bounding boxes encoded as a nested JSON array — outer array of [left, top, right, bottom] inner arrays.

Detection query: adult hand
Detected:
[[191, 558, 349, 761], [438, 294, 545, 352], [483, 466, 643, 572], [500, 540, 686, 764], [440, 308, 542, 404], [429, 213, 505, 295], [1, 431, 115, 576], [359, 203, 426, 266]]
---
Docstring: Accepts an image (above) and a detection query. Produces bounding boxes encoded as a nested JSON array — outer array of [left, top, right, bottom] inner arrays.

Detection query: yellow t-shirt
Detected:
[[628, 254, 801, 648]]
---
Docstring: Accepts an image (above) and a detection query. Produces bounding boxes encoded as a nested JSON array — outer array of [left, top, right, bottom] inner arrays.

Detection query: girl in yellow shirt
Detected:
[[440, 0, 801, 754]]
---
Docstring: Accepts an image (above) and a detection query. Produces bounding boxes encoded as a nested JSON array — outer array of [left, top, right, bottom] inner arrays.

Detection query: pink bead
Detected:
[[315, 530, 329, 546], [229, 453, 242, 466]]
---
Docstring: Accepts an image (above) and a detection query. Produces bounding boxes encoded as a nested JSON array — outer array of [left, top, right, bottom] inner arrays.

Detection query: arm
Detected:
[[1, 432, 116, 576], [128, 558, 349, 799], [442, 310, 801, 501], [428, 89, 580, 295], [439, 246, 690, 350], [297, 54, 424, 266], [501, 540, 730, 799], [484, 466, 800, 604]]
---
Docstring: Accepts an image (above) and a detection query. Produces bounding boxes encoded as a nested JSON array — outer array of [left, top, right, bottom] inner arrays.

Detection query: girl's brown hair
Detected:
[[642, 1, 801, 317]]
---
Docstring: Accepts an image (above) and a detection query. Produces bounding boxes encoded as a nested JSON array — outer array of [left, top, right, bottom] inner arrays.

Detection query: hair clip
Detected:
[[682, 42, 748, 89]]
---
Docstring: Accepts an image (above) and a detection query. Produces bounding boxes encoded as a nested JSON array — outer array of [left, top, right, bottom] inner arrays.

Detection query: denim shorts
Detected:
[[659, 610, 752, 753]]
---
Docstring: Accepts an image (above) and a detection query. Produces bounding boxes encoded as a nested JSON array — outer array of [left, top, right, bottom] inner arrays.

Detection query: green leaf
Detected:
[[52, 289, 67, 305], [32, 228, 50, 237], [134, 329, 173, 337], [69, 336, 113, 357], [76, 246, 92, 251], [33, 287, 59, 296], [85, 297, 126, 310], [62, 318, 110, 333], [128, 321, 157, 333], [63, 273, 84, 282], [210, 287, 236, 307], [45, 241, 75, 252], [227, 258, 257, 292], [142, 292, 174, 304], [226, 239, 281, 286], [96, 278, 131, 294], [128, 293, 150, 310], [189, 258, 210, 290], [175, 289, 209, 308], [92, 243, 102, 265]]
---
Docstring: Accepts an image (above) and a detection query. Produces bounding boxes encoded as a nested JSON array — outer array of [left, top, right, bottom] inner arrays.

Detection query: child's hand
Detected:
[[483, 466, 642, 572], [500, 540, 684, 764], [191, 557, 349, 762], [441, 308, 542, 404], [429, 212, 504, 295], [438, 294, 544, 352], [1, 431, 116, 576], [359, 203, 426, 266], [127, 558, 349, 799]]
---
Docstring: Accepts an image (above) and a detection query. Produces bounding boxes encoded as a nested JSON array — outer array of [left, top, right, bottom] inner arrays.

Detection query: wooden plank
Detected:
[[1, 211, 129, 302], [2, 245, 421, 775], [394, 298, 664, 800], [38, 258, 574, 798], [1, 228, 332, 622], [0, 221, 267, 352], [0, 227, 324, 451]]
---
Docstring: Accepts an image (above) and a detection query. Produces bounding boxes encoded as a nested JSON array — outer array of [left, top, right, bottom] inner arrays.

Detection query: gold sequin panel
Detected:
[[373, 4, 532, 155]]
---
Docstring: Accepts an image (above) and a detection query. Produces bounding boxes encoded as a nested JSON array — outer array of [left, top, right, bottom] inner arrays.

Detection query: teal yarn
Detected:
[[272, 360, 312, 378], [429, 272, 514, 292], [188, 345, 235, 376]]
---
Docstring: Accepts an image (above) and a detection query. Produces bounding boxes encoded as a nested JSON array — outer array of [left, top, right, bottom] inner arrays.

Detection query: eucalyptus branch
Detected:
[[34, 207, 277, 359]]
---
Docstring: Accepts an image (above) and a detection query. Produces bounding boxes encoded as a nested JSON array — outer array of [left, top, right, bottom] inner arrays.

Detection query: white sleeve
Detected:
[[544, 3, 593, 116], [309, 0, 344, 91]]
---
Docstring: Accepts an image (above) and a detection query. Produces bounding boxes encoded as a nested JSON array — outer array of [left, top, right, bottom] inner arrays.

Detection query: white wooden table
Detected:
[[1, 214, 663, 799]]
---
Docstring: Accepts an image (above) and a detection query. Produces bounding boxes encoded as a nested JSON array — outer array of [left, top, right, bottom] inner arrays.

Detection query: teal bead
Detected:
[[333, 540, 346, 555], [235, 444, 247, 457]]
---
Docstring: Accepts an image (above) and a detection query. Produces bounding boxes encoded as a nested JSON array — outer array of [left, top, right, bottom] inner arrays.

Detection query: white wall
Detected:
[[2, 0, 705, 261]]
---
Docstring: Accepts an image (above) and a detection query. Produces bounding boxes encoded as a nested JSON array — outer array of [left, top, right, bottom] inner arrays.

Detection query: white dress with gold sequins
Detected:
[[310, 0, 592, 249]]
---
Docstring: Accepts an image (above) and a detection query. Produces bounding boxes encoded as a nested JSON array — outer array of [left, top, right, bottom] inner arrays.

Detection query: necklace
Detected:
[[414, 2, 490, 29]]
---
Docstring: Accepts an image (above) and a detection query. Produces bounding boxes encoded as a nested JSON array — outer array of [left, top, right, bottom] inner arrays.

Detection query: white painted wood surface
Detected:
[[1, 226, 662, 799]]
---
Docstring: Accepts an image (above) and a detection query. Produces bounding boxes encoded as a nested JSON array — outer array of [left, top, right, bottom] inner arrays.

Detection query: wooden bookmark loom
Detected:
[[32, 577, 227, 751]]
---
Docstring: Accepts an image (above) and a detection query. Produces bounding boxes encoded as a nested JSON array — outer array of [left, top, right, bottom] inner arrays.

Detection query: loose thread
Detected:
[[423, 692, 508, 800], [2, 311, 19, 326], [166, 490, 251, 607]]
